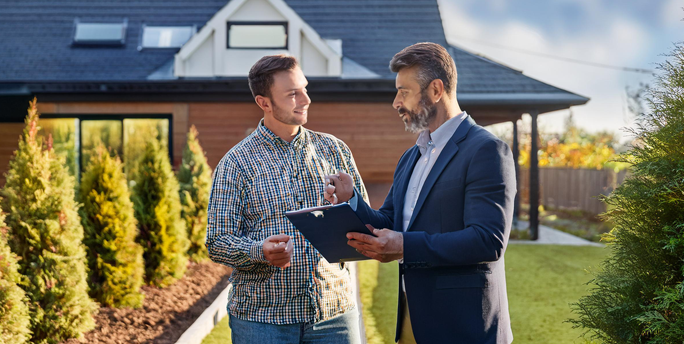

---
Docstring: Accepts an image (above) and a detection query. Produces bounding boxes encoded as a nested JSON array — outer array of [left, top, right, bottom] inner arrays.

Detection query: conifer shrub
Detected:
[[132, 139, 188, 287], [79, 147, 145, 307], [1, 98, 96, 344], [178, 126, 212, 262], [572, 44, 684, 343]]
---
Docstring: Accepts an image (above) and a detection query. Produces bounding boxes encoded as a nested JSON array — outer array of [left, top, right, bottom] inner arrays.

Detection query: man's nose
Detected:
[[392, 95, 401, 110]]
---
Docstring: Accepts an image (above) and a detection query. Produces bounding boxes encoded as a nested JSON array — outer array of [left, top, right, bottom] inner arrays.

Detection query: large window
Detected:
[[39, 115, 171, 181], [227, 21, 288, 49]]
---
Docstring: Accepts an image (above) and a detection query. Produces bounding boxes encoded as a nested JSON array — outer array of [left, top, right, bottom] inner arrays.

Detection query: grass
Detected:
[[357, 260, 400, 344], [201, 315, 231, 344], [202, 245, 607, 344], [358, 245, 608, 344]]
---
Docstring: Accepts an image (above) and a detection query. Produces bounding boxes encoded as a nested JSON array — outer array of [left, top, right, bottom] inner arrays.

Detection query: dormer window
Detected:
[[141, 25, 195, 49], [227, 22, 288, 49], [72, 19, 127, 46]]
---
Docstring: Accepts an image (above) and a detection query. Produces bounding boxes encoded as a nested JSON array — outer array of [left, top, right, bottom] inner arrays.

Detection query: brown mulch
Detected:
[[62, 261, 232, 344]]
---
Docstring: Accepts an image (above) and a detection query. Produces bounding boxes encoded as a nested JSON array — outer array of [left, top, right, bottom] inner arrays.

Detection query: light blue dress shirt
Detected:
[[401, 111, 468, 232]]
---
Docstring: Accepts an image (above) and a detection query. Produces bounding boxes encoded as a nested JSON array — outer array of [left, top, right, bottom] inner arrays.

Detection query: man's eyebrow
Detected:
[[397, 86, 407, 90]]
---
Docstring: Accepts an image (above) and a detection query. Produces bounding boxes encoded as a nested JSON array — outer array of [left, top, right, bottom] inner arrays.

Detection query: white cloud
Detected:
[[662, 0, 684, 28], [438, 0, 653, 136]]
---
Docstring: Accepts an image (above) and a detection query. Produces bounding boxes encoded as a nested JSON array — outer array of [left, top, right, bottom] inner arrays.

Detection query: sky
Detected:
[[438, 0, 683, 141]]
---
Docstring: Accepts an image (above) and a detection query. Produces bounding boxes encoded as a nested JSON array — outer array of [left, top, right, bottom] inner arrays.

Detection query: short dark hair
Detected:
[[248, 54, 299, 98], [389, 42, 457, 94]]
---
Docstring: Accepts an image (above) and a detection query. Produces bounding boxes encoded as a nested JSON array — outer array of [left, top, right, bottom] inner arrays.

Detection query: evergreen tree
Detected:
[[79, 147, 144, 307], [571, 44, 684, 343], [132, 139, 188, 287], [0, 98, 96, 344], [178, 126, 212, 262], [0, 203, 31, 344]]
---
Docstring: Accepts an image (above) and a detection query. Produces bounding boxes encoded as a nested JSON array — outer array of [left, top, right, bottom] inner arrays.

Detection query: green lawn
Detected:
[[202, 315, 231, 344], [203, 245, 607, 344], [358, 245, 608, 344]]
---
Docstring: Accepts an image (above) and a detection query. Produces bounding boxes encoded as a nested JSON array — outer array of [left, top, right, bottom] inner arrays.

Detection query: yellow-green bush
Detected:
[[132, 139, 188, 287], [0, 203, 31, 344], [178, 126, 212, 262], [79, 148, 145, 307], [1, 98, 96, 344]]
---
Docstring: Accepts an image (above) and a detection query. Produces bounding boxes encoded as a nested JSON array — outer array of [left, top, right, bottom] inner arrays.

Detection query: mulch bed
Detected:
[[62, 261, 232, 344]]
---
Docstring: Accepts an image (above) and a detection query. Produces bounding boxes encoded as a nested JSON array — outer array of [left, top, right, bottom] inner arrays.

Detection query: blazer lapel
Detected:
[[394, 146, 421, 229], [407, 116, 476, 230]]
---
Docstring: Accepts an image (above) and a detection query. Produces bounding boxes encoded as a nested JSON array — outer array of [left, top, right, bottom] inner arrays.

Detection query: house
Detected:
[[0, 0, 589, 236]]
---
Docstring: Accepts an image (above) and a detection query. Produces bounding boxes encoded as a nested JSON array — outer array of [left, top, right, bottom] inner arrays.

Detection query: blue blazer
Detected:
[[354, 116, 515, 344]]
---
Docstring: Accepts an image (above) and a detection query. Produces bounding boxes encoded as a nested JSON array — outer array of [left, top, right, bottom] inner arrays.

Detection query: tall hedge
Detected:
[[571, 44, 684, 343], [132, 139, 188, 287], [178, 126, 212, 262], [79, 147, 144, 307], [0, 203, 31, 344], [0, 98, 96, 344]]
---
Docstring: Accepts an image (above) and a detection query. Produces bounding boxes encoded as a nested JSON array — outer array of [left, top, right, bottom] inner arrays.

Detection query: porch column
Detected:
[[529, 109, 540, 240], [512, 119, 520, 229]]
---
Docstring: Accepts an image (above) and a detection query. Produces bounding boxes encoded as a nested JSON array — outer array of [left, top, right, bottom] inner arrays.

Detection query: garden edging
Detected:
[[175, 283, 232, 344]]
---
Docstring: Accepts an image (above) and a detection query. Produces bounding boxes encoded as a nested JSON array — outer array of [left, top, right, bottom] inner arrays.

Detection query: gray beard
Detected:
[[402, 95, 437, 134]]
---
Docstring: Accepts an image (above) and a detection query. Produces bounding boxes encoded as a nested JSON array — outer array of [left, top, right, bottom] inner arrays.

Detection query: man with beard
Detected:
[[324, 43, 515, 344], [206, 55, 367, 344]]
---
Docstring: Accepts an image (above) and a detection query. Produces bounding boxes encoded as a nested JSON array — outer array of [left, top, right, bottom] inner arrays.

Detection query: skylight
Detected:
[[73, 19, 127, 46], [141, 26, 194, 49]]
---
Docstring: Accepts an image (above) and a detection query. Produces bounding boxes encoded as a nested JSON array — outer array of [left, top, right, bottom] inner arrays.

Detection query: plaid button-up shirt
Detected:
[[206, 120, 369, 325]]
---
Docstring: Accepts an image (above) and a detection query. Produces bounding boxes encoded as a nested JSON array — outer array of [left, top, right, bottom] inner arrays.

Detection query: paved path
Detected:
[[510, 220, 604, 247]]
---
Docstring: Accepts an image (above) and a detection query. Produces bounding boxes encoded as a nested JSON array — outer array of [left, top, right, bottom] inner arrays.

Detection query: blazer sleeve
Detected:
[[403, 139, 516, 267], [349, 148, 416, 231]]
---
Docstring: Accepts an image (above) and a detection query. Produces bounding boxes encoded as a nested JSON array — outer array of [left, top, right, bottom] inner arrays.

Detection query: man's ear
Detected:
[[428, 79, 445, 103], [255, 95, 272, 113]]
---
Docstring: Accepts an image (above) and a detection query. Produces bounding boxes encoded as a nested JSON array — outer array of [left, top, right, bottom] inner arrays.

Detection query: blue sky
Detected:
[[439, 0, 683, 140]]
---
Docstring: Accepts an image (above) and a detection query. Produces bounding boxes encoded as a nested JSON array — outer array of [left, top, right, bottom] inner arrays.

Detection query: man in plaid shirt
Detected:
[[206, 55, 368, 344]]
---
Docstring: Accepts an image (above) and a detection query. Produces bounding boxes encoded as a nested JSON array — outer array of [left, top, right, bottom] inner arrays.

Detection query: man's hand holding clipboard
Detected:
[[322, 172, 404, 263]]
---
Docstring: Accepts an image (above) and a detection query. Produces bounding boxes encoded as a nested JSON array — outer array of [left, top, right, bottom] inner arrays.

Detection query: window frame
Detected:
[[40, 114, 173, 174], [71, 18, 128, 46], [226, 21, 289, 50]]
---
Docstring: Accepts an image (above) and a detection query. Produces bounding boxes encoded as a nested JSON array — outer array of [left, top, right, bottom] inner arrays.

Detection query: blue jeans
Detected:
[[229, 308, 361, 344]]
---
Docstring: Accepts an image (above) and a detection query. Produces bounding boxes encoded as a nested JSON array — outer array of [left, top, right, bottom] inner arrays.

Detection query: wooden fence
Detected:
[[518, 167, 628, 215]]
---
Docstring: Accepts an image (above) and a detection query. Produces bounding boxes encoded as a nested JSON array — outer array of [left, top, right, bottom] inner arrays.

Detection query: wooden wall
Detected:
[[0, 101, 417, 205], [188, 102, 418, 183], [0, 123, 24, 186]]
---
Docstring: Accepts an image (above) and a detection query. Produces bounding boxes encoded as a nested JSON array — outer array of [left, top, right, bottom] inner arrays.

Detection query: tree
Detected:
[[571, 44, 684, 343], [178, 126, 212, 262], [79, 147, 144, 307], [1, 98, 96, 344], [516, 113, 628, 171], [0, 203, 31, 344], [132, 139, 188, 287]]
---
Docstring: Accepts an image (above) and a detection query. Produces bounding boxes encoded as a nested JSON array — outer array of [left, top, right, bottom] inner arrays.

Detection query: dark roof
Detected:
[[0, 0, 588, 106]]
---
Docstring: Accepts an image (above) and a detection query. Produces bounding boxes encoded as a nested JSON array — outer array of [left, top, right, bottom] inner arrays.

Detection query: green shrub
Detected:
[[571, 44, 684, 343], [79, 147, 145, 307], [0, 203, 31, 344], [132, 139, 188, 287], [178, 126, 212, 262], [1, 98, 96, 344]]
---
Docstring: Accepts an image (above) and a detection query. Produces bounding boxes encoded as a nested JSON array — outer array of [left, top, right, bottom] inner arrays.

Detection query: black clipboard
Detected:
[[285, 203, 373, 263]]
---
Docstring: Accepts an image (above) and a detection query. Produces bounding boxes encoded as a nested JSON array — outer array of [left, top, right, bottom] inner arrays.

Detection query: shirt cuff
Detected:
[[249, 239, 269, 264], [348, 189, 359, 211]]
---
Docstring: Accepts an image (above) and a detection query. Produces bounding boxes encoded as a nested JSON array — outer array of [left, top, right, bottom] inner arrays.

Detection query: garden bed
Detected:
[[62, 261, 232, 344]]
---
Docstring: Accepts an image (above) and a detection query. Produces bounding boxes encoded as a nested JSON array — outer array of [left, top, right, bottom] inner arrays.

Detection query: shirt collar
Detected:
[[256, 118, 307, 149], [416, 111, 468, 152]]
